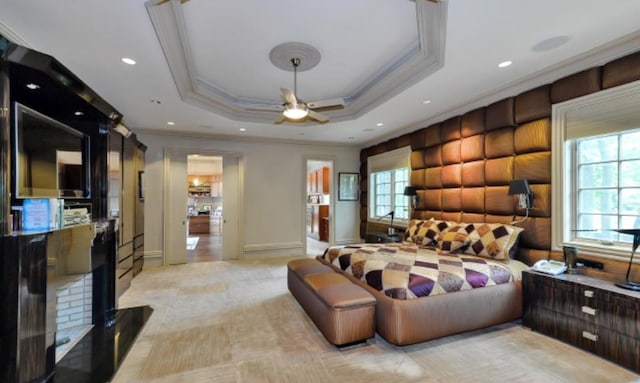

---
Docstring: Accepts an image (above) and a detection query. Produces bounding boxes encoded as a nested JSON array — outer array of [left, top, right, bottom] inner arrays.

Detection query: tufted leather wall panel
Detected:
[[602, 51, 640, 89], [550, 67, 601, 104], [359, 50, 640, 263], [515, 85, 551, 124]]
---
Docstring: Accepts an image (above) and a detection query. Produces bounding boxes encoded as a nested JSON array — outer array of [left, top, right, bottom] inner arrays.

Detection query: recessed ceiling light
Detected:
[[74, 111, 84, 116], [376, 122, 384, 127], [422, 100, 431, 104], [167, 121, 175, 126], [26, 83, 40, 90], [498, 60, 512, 68], [121, 57, 136, 65], [150, 99, 161, 104], [239, 128, 246, 132]]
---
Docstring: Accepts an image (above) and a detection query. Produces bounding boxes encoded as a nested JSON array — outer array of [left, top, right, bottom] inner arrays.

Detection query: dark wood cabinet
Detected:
[[306, 204, 329, 241], [306, 166, 330, 195], [189, 215, 210, 234], [320, 217, 329, 242], [317, 166, 330, 194], [110, 132, 146, 294], [523, 270, 640, 373]]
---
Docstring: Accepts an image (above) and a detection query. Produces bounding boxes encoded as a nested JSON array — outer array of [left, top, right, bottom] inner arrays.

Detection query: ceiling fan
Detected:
[[275, 57, 344, 124]]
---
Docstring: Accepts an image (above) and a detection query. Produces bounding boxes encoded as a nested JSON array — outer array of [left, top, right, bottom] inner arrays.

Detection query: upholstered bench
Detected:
[[287, 258, 376, 346]]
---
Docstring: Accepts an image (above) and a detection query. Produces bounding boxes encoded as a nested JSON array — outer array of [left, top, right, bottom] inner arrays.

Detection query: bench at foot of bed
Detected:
[[287, 258, 376, 347]]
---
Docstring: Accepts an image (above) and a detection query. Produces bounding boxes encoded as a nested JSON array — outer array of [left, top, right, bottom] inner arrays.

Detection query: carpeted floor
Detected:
[[306, 236, 329, 257], [113, 257, 640, 383]]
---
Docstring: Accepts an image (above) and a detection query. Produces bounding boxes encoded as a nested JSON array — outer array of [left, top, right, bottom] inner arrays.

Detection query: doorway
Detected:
[[305, 159, 333, 256], [164, 149, 242, 265], [186, 155, 223, 262]]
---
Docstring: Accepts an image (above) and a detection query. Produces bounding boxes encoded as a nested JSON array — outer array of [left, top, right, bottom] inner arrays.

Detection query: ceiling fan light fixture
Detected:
[[283, 103, 309, 120]]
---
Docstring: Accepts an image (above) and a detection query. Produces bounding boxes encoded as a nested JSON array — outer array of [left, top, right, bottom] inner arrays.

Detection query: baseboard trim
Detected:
[[335, 239, 362, 246], [143, 250, 163, 268], [243, 242, 304, 259]]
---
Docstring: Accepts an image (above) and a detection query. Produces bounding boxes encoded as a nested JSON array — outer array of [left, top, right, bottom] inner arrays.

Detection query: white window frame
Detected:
[[552, 80, 640, 262], [367, 146, 411, 226]]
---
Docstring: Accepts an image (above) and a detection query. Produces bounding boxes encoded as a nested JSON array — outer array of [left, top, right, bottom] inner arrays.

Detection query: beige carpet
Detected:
[[113, 257, 640, 383]]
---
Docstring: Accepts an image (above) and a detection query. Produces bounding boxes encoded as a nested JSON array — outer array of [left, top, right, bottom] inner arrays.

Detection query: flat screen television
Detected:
[[13, 102, 91, 199]]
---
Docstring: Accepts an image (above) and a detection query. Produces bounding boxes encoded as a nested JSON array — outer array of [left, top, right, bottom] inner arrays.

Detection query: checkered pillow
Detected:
[[409, 219, 457, 246], [463, 223, 524, 261], [404, 219, 432, 242], [436, 225, 472, 253]]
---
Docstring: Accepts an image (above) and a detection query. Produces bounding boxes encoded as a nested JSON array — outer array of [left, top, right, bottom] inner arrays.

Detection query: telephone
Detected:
[[532, 260, 567, 275]]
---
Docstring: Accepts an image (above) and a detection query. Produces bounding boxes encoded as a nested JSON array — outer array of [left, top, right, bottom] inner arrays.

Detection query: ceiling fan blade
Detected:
[[308, 110, 329, 123], [274, 116, 287, 124], [307, 97, 345, 110], [280, 88, 297, 105]]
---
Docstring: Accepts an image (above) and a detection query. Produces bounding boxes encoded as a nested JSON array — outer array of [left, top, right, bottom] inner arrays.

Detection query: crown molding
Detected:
[[0, 21, 32, 48], [363, 30, 640, 148], [135, 127, 360, 148]]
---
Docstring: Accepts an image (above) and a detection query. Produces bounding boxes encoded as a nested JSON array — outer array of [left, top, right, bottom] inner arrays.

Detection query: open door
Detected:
[[165, 149, 242, 264], [305, 159, 333, 256], [221, 156, 239, 260], [165, 150, 188, 264]]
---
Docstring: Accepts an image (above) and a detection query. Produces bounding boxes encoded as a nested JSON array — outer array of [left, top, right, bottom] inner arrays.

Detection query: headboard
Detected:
[[359, 50, 640, 266]]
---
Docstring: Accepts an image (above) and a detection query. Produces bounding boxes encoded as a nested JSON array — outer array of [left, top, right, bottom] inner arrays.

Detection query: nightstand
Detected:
[[364, 232, 404, 243], [523, 270, 640, 372]]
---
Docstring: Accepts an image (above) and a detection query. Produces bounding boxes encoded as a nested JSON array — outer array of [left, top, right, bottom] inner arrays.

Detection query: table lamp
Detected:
[[614, 229, 640, 291]]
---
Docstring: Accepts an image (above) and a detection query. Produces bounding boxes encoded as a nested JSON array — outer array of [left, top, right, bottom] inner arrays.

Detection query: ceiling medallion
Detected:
[[269, 42, 321, 72]]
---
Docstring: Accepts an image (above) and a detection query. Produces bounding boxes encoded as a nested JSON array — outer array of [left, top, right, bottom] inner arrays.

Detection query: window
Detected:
[[573, 130, 640, 244], [552, 81, 640, 260], [370, 167, 410, 220], [367, 147, 411, 223]]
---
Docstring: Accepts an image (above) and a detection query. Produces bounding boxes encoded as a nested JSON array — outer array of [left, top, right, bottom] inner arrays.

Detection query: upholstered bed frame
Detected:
[[317, 252, 522, 346]]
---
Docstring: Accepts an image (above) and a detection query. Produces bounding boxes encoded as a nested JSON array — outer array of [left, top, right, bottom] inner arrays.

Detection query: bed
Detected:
[[317, 218, 529, 345]]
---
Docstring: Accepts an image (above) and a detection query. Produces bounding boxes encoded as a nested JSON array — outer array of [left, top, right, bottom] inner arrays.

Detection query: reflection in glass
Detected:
[[14, 103, 90, 198], [579, 189, 617, 214], [578, 163, 617, 188], [578, 135, 617, 163], [621, 131, 640, 160]]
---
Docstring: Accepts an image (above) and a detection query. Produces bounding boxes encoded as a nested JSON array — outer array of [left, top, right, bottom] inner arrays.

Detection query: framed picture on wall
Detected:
[[338, 172, 359, 201]]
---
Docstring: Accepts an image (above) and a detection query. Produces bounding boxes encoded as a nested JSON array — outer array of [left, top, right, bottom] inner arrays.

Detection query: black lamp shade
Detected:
[[508, 179, 531, 195], [404, 186, 418, 196]]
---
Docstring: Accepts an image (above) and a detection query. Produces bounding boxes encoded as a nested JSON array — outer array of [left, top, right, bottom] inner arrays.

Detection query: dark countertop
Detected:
[[51, 305, 153, 383]]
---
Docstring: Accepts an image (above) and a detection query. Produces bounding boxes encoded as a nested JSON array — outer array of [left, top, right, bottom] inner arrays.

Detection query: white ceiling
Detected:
[[1, 0, 640, 146]]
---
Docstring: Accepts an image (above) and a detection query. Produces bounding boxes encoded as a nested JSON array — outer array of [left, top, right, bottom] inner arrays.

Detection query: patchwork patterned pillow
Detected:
[[464, 223, 524, 261], [416, 219, 456, 246], [436, 224, 472, 253], [404, 219, 431, 242]]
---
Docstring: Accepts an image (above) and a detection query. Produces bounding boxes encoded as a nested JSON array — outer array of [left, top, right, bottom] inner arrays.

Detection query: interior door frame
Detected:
[[163, 147, 244, 265], [303, 156, 335, 254]]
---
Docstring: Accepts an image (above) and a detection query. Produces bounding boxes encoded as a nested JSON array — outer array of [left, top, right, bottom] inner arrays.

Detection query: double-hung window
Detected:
[[553, 82, 640, 260], [574, 131, 640, 243], [368, 147, 411, 223]]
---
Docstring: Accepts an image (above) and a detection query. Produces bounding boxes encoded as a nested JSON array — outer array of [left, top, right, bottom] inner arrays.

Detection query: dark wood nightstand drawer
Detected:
[[523, 270, 640, 372]]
